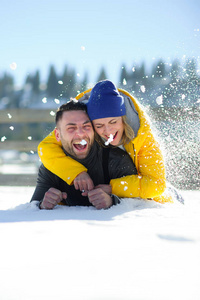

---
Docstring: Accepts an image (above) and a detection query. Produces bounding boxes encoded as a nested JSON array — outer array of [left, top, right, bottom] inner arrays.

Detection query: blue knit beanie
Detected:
[[87, 80, 126, 121]]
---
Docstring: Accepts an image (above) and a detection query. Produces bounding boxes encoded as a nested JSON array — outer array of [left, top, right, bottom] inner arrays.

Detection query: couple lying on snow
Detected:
[[31, 80, 184, 209]]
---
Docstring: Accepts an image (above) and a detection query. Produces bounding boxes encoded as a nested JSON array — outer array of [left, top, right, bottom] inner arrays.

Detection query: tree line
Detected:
[[0, 57, 200, 110]]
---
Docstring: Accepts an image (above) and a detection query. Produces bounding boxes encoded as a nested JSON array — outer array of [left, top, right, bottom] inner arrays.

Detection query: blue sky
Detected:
[[0, 0, 200, 86]]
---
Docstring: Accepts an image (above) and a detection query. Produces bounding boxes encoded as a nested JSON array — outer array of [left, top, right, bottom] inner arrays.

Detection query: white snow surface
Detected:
[[0, 186, 200, 300]]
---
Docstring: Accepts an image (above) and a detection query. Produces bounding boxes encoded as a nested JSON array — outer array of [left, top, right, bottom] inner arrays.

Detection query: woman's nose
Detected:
[[104, 125, 112, 135]]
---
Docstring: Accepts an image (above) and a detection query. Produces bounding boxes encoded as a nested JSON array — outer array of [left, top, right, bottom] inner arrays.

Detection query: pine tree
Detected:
[[47, 65, 59, 98], [0, 73, 15, 107], [32, 70, 40, 94], [169, 59, 181, 82], [182, 58, 200, 106], [80, 72, 88, 92], [152, 60, 167, 79], [96, 67, 107, 82], [119, 65, 129, 86], [60, 66, 77, 100]]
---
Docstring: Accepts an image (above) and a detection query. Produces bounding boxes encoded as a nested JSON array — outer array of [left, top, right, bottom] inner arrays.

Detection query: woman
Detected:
[[38, 80, 173, 203]]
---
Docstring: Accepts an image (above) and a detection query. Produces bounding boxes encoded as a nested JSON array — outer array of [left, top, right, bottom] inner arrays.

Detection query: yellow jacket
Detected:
[[38, 88, 173, 204]]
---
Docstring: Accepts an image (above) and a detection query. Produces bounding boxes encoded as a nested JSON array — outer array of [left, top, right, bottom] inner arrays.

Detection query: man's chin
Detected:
[[73, 149, 89, 159]]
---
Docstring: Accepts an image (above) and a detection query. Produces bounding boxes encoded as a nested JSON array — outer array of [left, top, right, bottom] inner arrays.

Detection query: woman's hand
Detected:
[[95, 184, 112, 195], [73, 171, 94, 194]]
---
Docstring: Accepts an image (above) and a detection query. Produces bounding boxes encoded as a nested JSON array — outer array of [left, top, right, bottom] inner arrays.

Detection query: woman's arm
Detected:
[[38, 129, 87, 185], [110, 132, 166, 199]]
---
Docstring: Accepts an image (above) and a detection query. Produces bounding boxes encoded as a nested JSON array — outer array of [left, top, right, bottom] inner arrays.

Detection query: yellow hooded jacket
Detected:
[[38, 88, 173, 204]]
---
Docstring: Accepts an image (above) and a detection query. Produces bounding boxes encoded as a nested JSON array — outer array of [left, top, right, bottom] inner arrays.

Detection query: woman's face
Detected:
[[92, 116, 124, 146]]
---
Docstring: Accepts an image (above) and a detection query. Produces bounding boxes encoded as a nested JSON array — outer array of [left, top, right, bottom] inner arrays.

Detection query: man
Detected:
[[31, 100, 137, 210]]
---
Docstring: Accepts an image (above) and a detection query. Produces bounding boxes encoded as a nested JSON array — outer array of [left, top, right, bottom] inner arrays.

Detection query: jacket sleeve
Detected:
[[37, 130, 87, 185], [30, 164, 57, 202], [110, 132, 166, 199], [108, 148, 137, 179]]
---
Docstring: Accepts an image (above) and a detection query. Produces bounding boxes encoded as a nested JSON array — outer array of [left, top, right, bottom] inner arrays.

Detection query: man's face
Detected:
[[55, 110, 94, 159]]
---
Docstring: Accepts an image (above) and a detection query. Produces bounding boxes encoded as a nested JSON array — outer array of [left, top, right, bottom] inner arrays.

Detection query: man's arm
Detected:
[[31, 164, 55, 202], [108, 147, 137, 179], [39, 187, 67, 209], [38, 130, 87, 185], [30, 164, 66, 209]]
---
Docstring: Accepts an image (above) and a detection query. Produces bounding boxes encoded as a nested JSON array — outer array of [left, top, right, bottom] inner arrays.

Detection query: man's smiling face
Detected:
[[55, 110, 94, 159]]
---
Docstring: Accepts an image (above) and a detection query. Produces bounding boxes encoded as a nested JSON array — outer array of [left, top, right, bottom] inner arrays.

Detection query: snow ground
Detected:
[[0, 186, 200, 300]]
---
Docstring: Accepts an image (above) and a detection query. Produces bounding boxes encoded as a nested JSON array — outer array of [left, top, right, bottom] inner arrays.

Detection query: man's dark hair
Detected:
[[55, 99, 87, 124]]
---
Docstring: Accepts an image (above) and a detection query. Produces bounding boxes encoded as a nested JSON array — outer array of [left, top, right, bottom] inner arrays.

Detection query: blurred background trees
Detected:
[[1, 57, 199, 110]]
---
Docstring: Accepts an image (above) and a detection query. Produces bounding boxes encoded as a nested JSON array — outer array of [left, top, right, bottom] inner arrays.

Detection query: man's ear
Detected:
[[54, 128, 61, 142]]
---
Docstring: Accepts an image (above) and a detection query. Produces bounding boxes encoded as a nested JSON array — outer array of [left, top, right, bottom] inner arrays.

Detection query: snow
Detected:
[[140, 85, 146, 93], [156, 95, 163, 105], [0, 186, 200, 300], [80, 139, 87, 145], [105, 134, 114, 146]]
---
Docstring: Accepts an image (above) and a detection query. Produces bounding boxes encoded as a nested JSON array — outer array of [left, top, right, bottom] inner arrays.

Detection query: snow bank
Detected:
[[0, 187, 200, 300]]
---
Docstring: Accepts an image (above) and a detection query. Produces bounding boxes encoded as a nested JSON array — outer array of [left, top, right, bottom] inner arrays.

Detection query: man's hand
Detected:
[[88, 188, 112, 210], [40, 187, 67, 209], [74, 172, 94, 194], [95, 184, 112, 195]]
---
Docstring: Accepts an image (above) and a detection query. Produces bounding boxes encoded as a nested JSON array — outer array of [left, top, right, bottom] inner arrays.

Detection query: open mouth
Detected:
[[73, 139, 88, 151]]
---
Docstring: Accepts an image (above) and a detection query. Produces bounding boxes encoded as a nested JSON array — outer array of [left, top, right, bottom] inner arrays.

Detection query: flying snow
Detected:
[[38, 147, 43, 156], [1, 136, 7, 142], [50, 111, 55, 116], [42, 97, 47, 103], [9, 62, 17, 70], [156, 95, 163, 105], [123, 78, 127, 85], [54, 99, 60, 104]]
